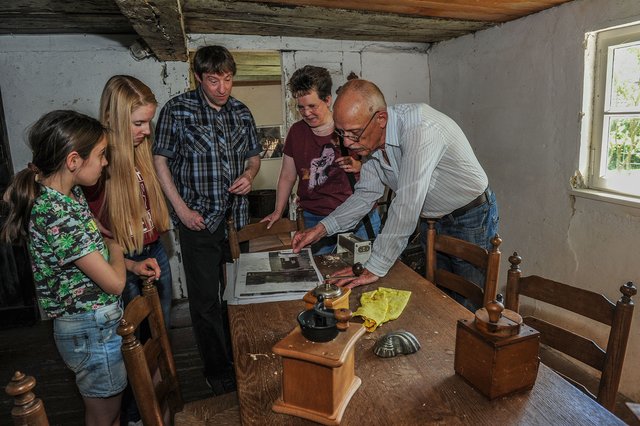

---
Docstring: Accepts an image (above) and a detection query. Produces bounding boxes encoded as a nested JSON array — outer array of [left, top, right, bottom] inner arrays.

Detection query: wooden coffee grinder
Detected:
[[454, 296, 540, 399], [272, 295, 365, 425]]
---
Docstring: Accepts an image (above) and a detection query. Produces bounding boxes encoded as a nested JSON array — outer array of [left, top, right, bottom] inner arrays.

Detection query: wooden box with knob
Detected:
[[272, 297, 365, 425], [454, 298, 540, 399]]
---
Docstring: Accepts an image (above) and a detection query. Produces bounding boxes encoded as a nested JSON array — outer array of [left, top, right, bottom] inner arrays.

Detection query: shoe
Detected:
[[221, 373, 237, 393], [205, 377, 225, 395], [206, 371, 237, 395]]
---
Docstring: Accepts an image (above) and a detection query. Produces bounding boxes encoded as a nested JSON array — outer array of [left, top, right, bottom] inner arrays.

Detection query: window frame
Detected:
[[580, 22, 640, 200]]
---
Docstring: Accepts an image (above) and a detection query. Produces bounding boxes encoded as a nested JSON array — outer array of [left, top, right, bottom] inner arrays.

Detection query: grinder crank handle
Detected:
[[312, 295, 335, 319], [324, 262, 365, 281], [352, 262, 364, 276]]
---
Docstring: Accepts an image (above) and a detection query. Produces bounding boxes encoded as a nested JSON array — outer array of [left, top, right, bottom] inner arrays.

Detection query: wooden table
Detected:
[[228, 258, 624, 425]]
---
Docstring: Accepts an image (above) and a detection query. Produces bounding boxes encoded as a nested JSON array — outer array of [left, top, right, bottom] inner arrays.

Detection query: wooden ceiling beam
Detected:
[[0, 14, 132, 34], [242, 0, 572, 23], [183, 0, 492, 44], [0, 0, 133, 35], [0, 0, 576, 44], [114, 0, 187, 62]]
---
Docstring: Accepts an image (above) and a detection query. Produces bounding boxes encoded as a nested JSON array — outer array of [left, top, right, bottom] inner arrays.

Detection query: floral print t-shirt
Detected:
[[29, 185, 119, 318]]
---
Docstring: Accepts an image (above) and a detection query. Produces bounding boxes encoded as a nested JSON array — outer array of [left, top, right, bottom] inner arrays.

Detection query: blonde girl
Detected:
[[83, 75, 172, 328]]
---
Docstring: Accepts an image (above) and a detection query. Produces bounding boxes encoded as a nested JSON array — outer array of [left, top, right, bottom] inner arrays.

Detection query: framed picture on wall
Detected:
[[257, 125, 284, 159]]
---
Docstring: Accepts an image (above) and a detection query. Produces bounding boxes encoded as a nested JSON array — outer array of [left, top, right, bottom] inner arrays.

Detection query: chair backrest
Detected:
[[117, 281, 183, 425], [5, 371, 49, 426], [424, 219, 502, 309], [227, 206, 305, 260], [505, 252, 637, 412]]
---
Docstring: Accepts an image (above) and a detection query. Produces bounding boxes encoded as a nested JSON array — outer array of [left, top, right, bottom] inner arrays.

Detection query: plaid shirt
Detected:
[[154, 87, 261, 232]]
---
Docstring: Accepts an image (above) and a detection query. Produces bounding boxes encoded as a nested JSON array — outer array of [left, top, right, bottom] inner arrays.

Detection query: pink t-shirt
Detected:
[[283, 121, 356, 216]]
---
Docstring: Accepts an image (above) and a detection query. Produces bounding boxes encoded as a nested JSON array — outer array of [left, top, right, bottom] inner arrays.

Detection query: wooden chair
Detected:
[[5, 371, 49, 425], [505, 252, 637, 412], [117, 281, 240, 425], [227, 206, 305, 259], [424, 219, 502, 309]]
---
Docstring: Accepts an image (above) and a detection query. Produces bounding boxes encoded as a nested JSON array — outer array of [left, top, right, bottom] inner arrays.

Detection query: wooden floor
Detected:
[[0, 299, 211, 425], [2, 298, 639, 425]]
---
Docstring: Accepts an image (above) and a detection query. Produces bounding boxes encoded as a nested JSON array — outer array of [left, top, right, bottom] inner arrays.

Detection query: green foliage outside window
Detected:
[[607, 47, 640, 171], [608, 118, 640, 170]]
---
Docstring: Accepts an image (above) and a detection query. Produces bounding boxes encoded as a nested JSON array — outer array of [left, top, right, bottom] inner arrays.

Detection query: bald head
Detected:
[[334, 79, 387, 119]]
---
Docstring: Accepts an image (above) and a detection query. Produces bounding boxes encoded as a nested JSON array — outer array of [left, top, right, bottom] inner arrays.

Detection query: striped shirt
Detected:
[[321, 103, 488, 277], [154, 87, 261, 232]]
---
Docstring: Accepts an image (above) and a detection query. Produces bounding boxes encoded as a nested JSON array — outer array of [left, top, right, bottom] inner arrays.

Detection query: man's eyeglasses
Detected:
[[335, 111, 380, 142]]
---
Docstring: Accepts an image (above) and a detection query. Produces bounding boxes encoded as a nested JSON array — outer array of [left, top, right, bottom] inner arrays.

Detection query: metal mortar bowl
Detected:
[[297, 309, 339, 342]]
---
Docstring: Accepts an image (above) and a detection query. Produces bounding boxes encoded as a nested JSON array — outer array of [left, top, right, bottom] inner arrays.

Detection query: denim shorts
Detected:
[[53, 302, 127, 398]]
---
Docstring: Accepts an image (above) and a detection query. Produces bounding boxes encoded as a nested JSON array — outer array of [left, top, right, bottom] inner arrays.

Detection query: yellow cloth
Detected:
[[353, 287, 412, 332]]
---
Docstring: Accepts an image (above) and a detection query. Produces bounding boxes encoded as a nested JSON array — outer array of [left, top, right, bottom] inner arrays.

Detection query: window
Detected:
[[581, 23, 640, 199]]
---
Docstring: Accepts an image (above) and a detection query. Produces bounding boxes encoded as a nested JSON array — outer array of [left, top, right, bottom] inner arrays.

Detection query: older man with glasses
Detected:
[[292, 79, 498, 309]]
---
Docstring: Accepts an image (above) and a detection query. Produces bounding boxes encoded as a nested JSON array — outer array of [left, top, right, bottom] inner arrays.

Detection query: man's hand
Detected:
[[328, 266, 380, 289], [291, 224, 327, 253], [129, 258, 161, 282], [178, 207, 206, 231], [260, 210, 283, 229], [229, 172, 253, 195]]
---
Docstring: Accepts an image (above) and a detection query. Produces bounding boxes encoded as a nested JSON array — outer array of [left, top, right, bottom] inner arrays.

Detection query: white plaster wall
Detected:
[[0, 33, 428, 301], [0, 35, 190, 170], [427, 0, 640, 399]]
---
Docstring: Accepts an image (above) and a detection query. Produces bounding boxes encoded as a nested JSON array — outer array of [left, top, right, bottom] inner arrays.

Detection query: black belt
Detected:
[[448, 187, 491, 218], [422, 187, 491, 222]]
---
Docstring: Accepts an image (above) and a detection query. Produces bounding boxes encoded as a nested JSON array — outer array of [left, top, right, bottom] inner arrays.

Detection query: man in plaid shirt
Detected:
[[153, 45, 261, 394]]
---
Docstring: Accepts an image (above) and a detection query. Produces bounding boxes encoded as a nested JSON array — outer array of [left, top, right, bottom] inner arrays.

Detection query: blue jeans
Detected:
[[304, 208, 381, 255], [122, 240, 172, 329], [420, 188, 499, 311], [53, 302, 126, 398]]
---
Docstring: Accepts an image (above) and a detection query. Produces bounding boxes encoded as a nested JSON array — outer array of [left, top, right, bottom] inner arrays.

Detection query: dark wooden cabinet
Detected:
[[0, 87, 38, 328]]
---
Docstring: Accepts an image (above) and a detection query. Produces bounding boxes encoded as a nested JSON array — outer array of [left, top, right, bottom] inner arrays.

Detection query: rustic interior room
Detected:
[[1, 0, 639, 424]]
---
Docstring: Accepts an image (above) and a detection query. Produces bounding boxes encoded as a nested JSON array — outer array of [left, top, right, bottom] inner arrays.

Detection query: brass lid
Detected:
[[313, 283, 343, 299]]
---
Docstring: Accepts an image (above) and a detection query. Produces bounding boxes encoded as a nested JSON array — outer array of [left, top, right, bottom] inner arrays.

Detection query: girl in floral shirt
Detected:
[[1, 110, 127, 425]]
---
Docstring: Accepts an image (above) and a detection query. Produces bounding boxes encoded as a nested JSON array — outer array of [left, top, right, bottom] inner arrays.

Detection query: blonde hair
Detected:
[[99, 75, 169, 254]]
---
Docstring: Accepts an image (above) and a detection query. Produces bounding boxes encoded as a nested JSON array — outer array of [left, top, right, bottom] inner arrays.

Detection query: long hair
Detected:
[[1, 110, 107, 244], [99, 75, 169, 254]]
